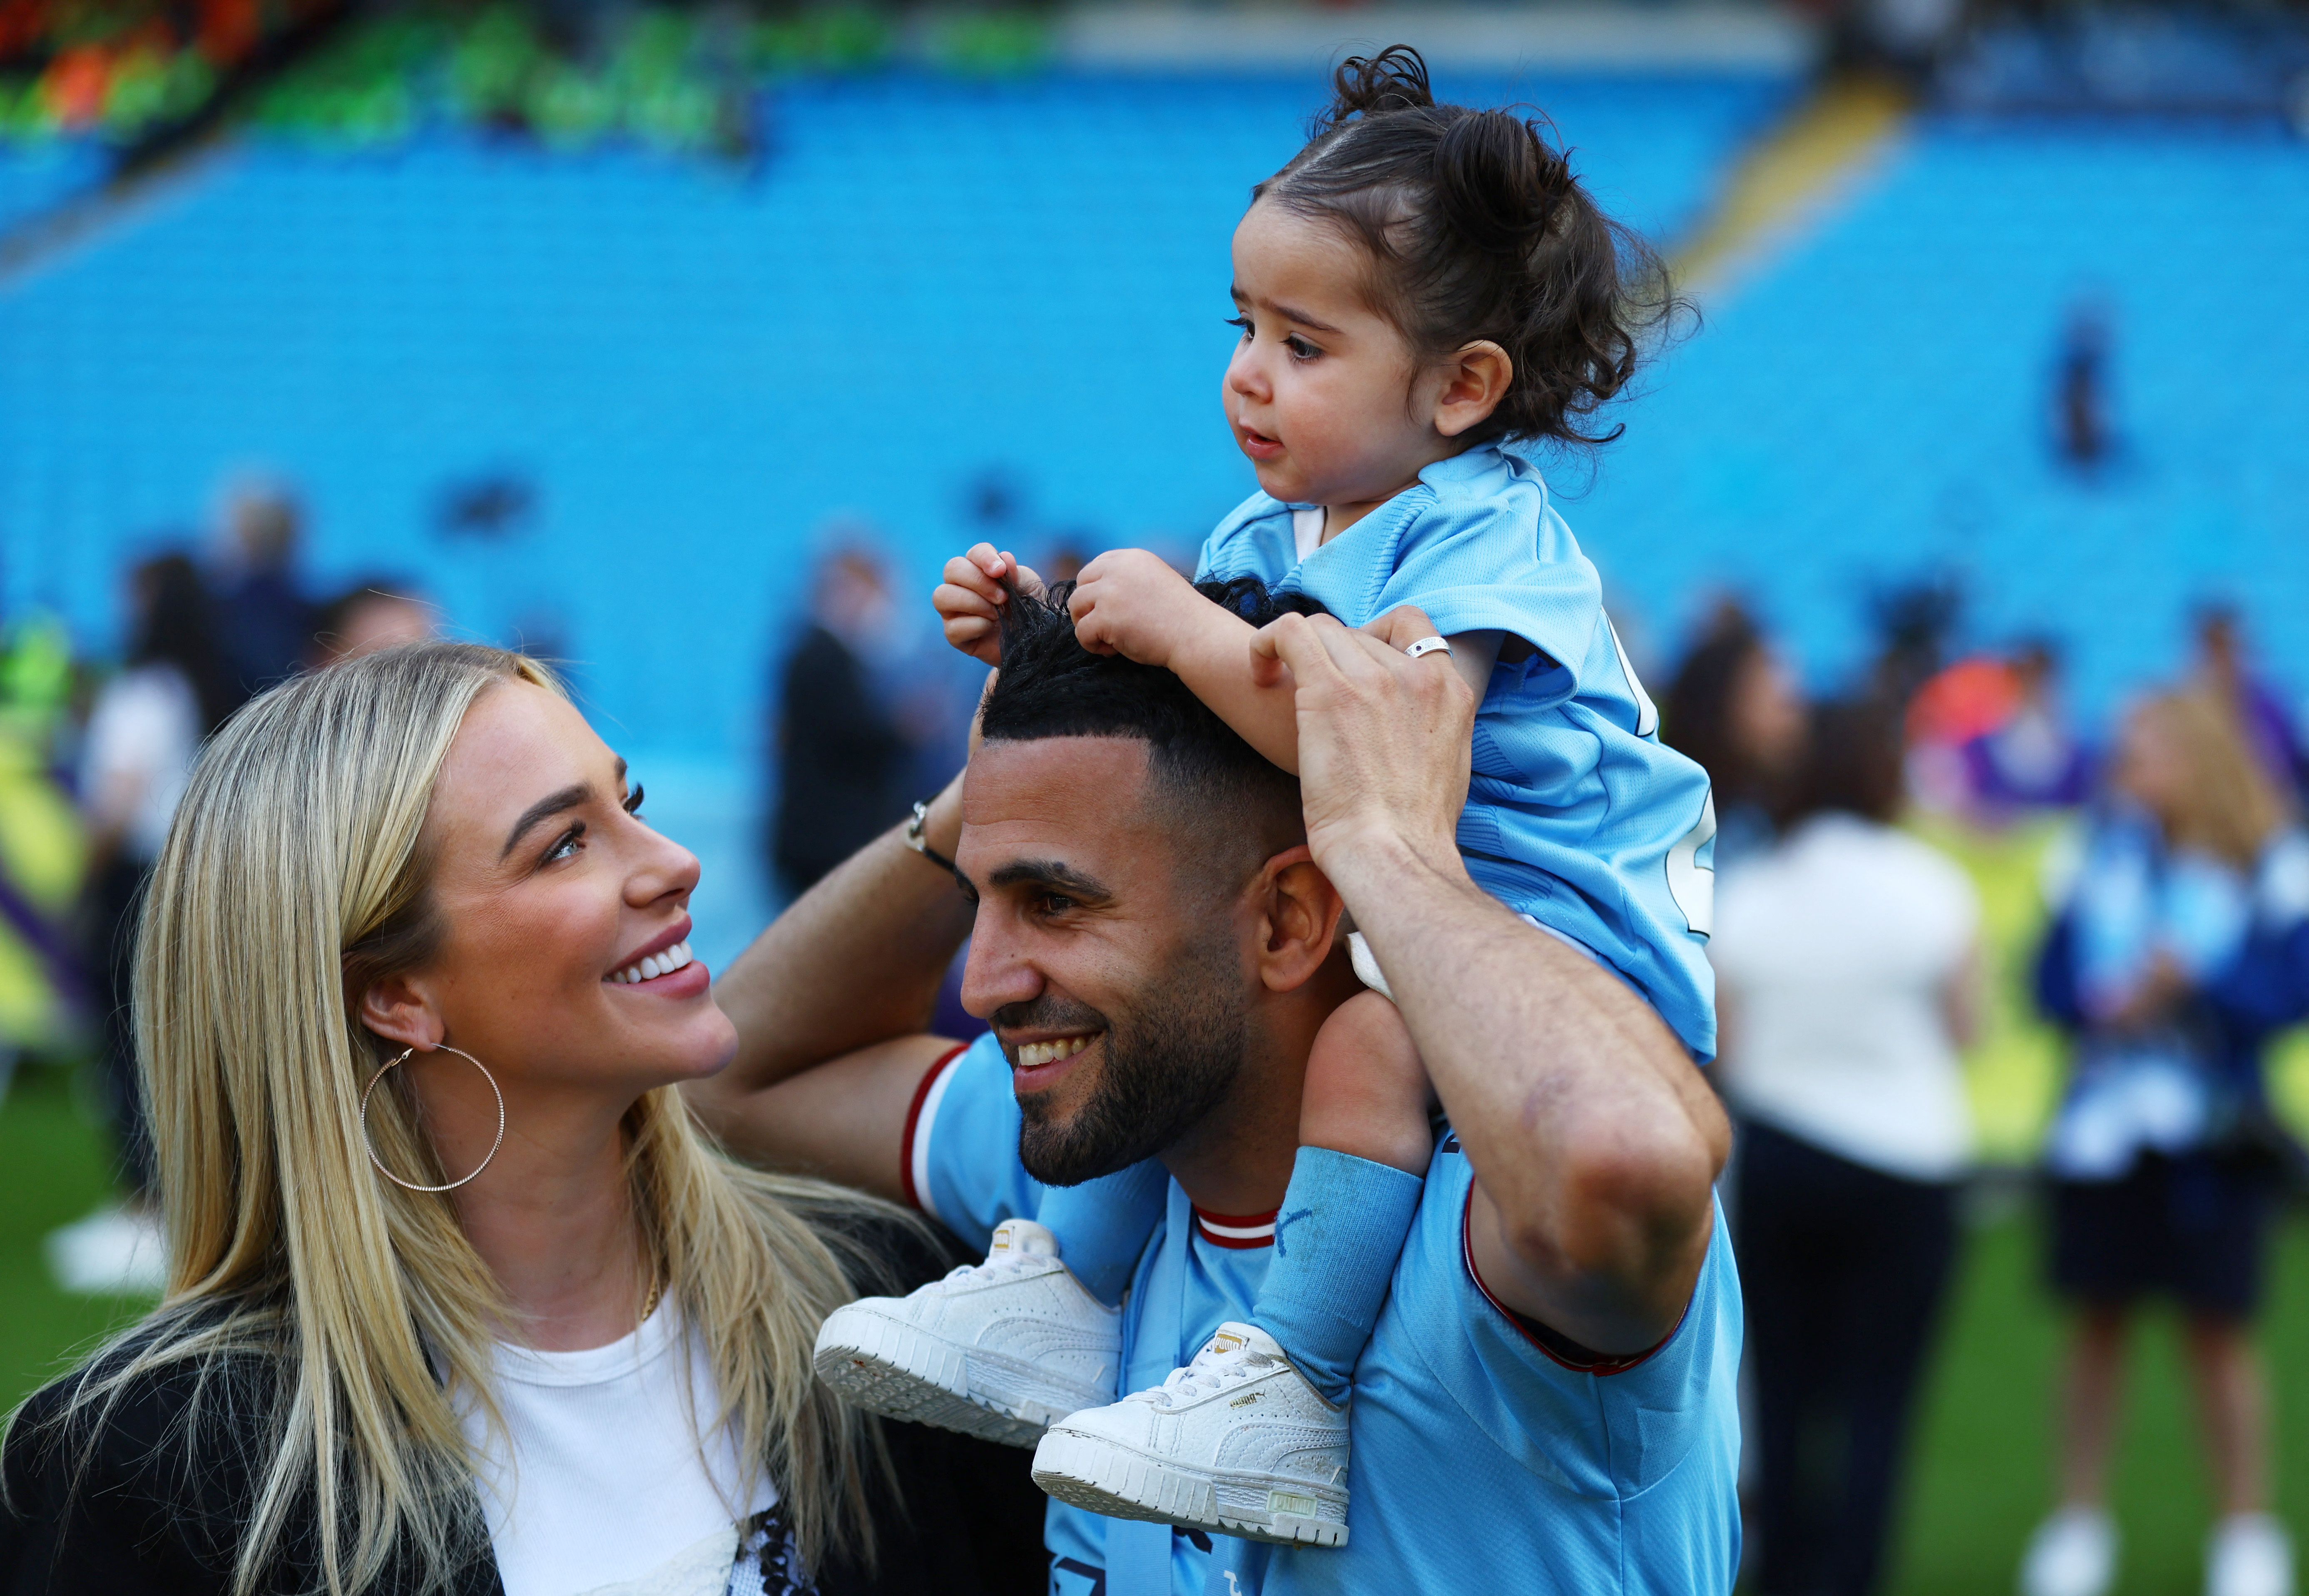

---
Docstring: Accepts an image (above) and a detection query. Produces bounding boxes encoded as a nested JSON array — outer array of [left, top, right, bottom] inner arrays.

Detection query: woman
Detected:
[[1661, 603, 1807, 874], [2, 641, 1035, 1596], [2020, 690, 2309, 1596], [1712, 696, 1984, 1596]]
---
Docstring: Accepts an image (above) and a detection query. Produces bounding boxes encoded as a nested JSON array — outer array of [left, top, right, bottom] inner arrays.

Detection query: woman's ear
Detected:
[[1432, 341, 1513, 439], [1253, 845, 1347, 993], [357, 972, 446, 1053]]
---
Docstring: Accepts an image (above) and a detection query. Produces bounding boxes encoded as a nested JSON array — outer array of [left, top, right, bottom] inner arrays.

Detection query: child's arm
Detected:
[[1071, 551, 1506, 774], [933, 542, 1048, 666], [1070, 550, 1304, 770]]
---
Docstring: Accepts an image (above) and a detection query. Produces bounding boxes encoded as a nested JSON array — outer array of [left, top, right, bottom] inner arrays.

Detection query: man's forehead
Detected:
[[959, 736, 1158, 855]]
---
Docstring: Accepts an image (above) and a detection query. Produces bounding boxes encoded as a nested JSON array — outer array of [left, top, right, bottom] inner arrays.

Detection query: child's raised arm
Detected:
[[1069, 551, 1503, 776]]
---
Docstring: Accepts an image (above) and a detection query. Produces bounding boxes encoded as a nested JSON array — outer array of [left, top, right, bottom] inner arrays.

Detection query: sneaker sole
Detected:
[[812, 1304, 1103, 1450], [1031, 1426, 1349, 1549]]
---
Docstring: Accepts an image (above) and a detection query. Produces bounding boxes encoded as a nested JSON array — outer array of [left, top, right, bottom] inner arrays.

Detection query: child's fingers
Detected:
[[1071, 596, 1119, 656], [963, 542, 1008, 582], [933, 579, 1000, 622], [1010, 560, 1048, 600]]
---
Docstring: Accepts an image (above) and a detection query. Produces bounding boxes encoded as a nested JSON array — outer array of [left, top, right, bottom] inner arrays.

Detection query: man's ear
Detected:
[[1252, 844, 1346, 994], [356, 971, 446, 1054], [1432, 341, 1512, 439]]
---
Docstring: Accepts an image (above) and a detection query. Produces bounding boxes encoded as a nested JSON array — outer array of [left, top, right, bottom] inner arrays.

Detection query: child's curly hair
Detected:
[[1257, 46, 1684, 449]]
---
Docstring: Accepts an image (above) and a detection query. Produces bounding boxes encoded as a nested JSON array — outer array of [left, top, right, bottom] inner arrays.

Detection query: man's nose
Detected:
[[959, 924, 1042, 1021]]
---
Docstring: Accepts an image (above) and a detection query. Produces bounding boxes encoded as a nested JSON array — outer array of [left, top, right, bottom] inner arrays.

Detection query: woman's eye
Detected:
[[1285, 335, 1320, 361], [622, 782, 646, 818]]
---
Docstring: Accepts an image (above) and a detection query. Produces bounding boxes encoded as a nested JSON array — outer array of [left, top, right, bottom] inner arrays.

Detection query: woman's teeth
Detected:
[[1016, 1036, 1093, 1068], [610, 941, 693, 985]]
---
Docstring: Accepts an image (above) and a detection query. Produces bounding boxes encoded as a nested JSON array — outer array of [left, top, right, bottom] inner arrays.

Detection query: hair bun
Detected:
[[1431, 109, 1569, 256], [1320, 46, 1435, 131]]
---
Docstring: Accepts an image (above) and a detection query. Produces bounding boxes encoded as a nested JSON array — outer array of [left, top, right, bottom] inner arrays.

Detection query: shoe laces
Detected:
[[1127, 1340, 1271, 1409], [934, 1250, 1054, 1291]]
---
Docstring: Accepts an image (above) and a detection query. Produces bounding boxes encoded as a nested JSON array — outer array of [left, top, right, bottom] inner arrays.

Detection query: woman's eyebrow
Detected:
[[501, 783, 592, 859]]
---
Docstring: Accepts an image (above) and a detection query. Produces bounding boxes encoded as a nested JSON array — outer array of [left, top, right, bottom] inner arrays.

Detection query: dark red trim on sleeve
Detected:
[[1459, 1186, 1682, 1377], [898, 1044, 971, 1212]]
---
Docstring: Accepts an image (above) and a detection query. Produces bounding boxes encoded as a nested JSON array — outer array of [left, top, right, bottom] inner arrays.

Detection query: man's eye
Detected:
[[1285, 335, 1320, 361], [1040, 893, 1076, 915]]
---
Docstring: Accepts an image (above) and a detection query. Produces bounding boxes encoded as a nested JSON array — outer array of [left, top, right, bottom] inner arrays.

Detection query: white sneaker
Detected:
[[45, 1204, 166, 1296], [2209, 1514, 2294, 1596], [1032, 1322, 1349, 1549], [2021, 1506, 2117, 1596], [811, 1218, 1120, 1448]]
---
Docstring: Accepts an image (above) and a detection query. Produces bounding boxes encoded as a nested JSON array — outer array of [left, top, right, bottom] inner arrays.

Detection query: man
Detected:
[[692, 592, 1739, 1593]]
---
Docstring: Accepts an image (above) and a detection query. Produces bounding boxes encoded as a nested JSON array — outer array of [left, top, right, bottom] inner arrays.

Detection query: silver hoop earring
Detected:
[[359, 1045, 507, 1193]]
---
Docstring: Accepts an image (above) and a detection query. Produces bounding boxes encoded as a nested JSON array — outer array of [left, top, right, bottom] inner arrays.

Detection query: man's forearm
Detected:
[[708, 774, 974, 1095], [1334, 829, 1726, 1350]]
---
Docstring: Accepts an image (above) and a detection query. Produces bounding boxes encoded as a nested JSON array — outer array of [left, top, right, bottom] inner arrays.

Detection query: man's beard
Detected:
[[1008, 929, 1247, 1187]]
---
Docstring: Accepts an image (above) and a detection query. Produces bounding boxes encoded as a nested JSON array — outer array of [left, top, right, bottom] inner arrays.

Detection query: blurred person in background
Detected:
[[2053, 299, 2116, 473], [1662, 601, 1807, 871], [48, 551, 239, 1294], [311, 580, 438, 665], [1713, 695, 1984, 1596], [2020, 689, 2309, 1596], [768, 546, 917, 898], [1961, 640, 2095, 817], [210, 479, 318, 700], [2194, 604, 2306, 803]]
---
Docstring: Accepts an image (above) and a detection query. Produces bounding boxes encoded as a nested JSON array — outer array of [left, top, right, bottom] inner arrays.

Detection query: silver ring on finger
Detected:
[[1404, 635, 1453, 660]]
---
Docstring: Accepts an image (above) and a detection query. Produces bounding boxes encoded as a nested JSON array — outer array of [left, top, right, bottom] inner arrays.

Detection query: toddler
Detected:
[[815, 48, 1719, 1550]]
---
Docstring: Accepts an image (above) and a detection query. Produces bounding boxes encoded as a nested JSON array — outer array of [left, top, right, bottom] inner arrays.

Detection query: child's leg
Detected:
[[1027, 1158, 1169, 1308], [1251, 987, 1432, 1403]]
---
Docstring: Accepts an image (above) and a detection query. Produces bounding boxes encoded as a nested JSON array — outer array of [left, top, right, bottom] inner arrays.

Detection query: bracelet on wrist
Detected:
[[904, 800, 958, 875]]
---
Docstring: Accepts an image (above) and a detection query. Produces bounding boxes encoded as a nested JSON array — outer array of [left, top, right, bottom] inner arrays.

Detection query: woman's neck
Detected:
[[436, 1083, 651, 1353]]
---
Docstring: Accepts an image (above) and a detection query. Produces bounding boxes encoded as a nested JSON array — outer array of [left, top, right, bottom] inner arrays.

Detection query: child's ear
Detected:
[[1433, 341, 1513, 438]]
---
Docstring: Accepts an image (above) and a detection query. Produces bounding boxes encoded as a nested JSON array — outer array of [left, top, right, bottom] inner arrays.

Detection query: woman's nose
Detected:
[[627, 825, 702, 905]]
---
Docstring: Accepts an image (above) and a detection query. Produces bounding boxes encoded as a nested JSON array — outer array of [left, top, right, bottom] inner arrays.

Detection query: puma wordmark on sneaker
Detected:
[[811, 1218, 1120, 1447], [1031, 1322, 1350, 1548]]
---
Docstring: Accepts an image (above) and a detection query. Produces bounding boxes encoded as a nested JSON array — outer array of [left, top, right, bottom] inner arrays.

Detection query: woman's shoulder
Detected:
[[4, 1322, 286, 1593]]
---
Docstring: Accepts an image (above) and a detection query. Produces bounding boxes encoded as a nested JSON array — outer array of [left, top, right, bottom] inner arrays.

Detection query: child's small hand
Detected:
[[1068, 550, 1202, 666], [934, 543, 1046, 666]]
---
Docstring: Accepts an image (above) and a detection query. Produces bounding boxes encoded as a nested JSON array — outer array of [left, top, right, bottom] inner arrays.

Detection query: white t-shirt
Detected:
[[1710, 813, 1981, 1182], [457, 1308, 782, 1596], [80, 663, 202, 864]]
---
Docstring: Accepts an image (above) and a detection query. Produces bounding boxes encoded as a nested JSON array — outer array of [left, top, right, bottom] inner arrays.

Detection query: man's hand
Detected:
[[1068, 549, 1209, 667], [935, 543, 1047, 666], [1249, 605, 1475, 882], [1254, 603, 1725, 1356]]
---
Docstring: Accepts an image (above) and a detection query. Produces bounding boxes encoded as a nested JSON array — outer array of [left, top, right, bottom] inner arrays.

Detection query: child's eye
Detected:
[[1285, 335, 1321, 362], [622, 782, 646, 818], [1224, 315, 1253, 339]]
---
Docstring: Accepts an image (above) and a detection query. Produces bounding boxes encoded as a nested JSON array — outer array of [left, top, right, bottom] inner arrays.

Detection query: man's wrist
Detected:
[[1314, 822, 1468, 909]]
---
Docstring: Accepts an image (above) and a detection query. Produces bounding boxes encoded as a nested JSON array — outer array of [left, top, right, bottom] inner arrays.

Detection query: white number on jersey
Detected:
[[1666, 791, 1717, 938], [1605, 615, 1659, 739]]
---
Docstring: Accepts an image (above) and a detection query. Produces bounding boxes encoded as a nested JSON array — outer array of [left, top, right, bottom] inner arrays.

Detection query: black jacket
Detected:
[[1, 1225, 1046, 1596]]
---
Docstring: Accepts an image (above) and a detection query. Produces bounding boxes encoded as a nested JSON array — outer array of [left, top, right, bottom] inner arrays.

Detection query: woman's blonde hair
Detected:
[[28, 642, 909, 1594], [2134, 688, 2289, 867]]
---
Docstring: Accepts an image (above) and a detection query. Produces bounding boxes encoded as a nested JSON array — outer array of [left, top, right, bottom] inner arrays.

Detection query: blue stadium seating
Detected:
[[1577, 116, 2309, 720]]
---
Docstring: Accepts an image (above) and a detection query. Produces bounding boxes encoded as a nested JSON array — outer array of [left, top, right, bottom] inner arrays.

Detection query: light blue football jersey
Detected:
[[1196, 439, 1719, 1059], [908, 1036, 1744, 1596]]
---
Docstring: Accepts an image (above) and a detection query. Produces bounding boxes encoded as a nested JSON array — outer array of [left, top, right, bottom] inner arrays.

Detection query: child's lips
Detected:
[[1238, 430, 1284, 462]]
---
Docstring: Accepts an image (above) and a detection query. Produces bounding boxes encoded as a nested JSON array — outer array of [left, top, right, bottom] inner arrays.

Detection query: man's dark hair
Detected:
[[980, 577, 1313, 885]]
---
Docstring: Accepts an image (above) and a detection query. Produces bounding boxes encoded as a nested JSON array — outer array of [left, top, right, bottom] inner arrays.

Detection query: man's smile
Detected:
[[1006, 1031, 1100, 1093]]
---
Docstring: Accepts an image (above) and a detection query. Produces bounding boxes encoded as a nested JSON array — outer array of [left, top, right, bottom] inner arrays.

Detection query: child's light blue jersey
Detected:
[[907, 1037, 1745, 1596], [1197, 439, 1719, 1059]]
